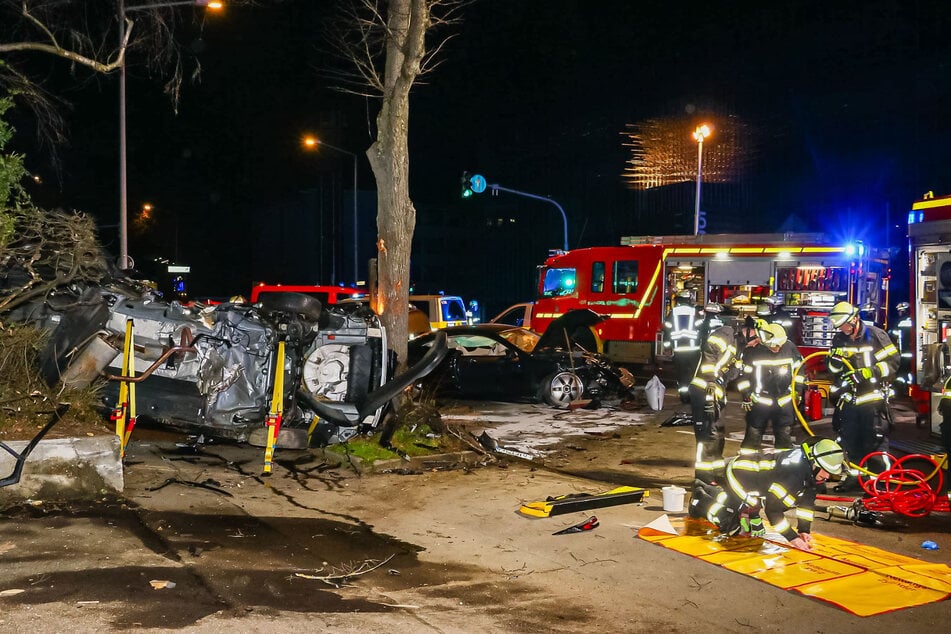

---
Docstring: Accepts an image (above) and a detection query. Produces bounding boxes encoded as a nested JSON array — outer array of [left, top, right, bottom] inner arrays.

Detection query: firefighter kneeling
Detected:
[[689, 439, 845, 551]]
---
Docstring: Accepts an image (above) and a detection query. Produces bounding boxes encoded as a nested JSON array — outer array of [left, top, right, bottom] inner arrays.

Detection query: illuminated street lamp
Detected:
[[692, 123, 711, 236], [118, 0, 223, 270], [302, 134, 359, 284]]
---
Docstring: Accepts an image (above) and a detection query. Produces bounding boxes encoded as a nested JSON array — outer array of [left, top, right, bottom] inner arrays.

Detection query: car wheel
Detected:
[[539, 371, 583, 408], [259, 291, 322, 322]]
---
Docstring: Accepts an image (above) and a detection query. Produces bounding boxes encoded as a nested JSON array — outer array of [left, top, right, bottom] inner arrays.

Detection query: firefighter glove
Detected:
[[741, 399, 753, 412], [844, 367, 873, 386]]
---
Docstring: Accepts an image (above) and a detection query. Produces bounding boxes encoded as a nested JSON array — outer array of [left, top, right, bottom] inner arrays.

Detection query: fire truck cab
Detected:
[[531, 233, 889, 367]]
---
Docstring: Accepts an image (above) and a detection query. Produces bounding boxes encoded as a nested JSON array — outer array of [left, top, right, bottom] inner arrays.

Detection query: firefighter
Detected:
[[889, 302, 913, 386], [688, 315, 741, 484], [828, 301, 899, 489], [688, 438, 845, 551], [663, 291, 702, 404], [736, 323, 805, 454], [697, 302, 725, 347], [765, 296, 794, 329], [859, 302, 879, 327]]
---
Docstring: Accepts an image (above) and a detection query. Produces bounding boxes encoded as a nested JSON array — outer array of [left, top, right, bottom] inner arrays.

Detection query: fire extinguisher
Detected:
[[805, 386, 822, 421]]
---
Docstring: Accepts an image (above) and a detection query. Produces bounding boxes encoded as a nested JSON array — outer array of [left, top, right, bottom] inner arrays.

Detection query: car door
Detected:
[[449, 334, 526, 399]]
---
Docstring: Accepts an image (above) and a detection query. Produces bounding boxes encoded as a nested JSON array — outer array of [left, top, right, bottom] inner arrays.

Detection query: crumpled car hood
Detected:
[[534, 309, 607, 353]]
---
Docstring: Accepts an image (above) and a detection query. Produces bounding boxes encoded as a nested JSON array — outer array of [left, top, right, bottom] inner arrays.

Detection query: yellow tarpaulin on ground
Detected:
[[638, 517, 951, 616]]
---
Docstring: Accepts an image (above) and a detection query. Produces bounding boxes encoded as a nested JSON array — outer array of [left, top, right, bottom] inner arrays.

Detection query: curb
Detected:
[[0, 435, 123, 504]]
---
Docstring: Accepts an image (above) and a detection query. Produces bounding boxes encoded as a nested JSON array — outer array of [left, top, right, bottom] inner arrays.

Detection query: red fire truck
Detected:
[[530, 233, 890, 366], [907, 193, 951, 437]]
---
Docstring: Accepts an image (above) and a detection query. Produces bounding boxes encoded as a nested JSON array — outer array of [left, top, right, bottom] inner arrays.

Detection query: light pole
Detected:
[[118, 0, 223, 270], [302, 135, 359, 283], [692, 123, 711, 236]]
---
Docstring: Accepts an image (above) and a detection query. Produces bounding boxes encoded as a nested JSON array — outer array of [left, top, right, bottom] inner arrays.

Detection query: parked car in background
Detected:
[[409, 294, 470, 329], [250, 283, 365, 306], [406, 309, 634, 408], [490, 302, 534, 330]]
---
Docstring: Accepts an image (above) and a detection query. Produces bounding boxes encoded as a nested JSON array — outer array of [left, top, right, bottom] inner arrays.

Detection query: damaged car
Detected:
[[405, 309, 635, 408], [28, 284, 446, 447]]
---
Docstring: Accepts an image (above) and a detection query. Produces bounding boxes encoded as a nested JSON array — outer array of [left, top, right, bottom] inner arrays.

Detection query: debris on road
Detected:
[[553, 516, 599, 535], [519, 486, 648, 518]]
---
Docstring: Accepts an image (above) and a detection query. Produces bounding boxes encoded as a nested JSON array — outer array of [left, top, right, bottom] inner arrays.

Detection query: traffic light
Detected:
[[461, 172, 474, 198], [460, 172, 487, 199]]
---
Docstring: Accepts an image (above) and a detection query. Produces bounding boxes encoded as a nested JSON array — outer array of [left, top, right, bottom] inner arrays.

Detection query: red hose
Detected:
[[853, 452, 950, 517]]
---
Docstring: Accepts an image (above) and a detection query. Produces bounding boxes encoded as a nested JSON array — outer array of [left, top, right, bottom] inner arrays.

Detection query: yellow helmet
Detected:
[[829, 301, 858, 327], [757, 322, 787, 347], [803, 438, 845, 475]]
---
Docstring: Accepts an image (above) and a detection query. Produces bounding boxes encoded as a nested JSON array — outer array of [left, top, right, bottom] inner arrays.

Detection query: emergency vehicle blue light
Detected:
[[844, 244, 856, 256]]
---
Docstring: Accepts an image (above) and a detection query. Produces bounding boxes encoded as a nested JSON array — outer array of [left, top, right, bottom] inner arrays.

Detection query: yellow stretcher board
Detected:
[[638, 517, 951, 616]]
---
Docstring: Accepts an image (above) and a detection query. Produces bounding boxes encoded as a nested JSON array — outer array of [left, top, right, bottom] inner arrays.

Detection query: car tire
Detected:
[[259, 292, 322, 322], [539, 371, 583, 408]]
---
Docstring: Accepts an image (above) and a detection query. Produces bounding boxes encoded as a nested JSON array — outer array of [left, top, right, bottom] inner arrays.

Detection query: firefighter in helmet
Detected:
[[663, 291, 702, 404], [889, 302, 913, 386], [735, 323, 805, 454], [688, 307, 741, 484], [827, 301, 899, 489], [689, 438, 845, 551]]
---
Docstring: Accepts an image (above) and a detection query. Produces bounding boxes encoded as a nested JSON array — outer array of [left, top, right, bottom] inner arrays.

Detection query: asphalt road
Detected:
[[0, 392, 949, 632]]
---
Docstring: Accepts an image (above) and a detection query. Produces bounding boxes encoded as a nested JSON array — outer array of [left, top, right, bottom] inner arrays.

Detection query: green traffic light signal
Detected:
[[461, 172, 473, 198]]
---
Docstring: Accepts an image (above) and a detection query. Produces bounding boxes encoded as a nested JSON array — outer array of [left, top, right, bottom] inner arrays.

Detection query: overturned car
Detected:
[[32, 284, 446, 446]]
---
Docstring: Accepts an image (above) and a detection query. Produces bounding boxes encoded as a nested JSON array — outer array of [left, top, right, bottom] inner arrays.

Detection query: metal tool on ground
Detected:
[[552, 516, 599, 535], [519, 485, 648, 518], [478, 431, 534, 461]]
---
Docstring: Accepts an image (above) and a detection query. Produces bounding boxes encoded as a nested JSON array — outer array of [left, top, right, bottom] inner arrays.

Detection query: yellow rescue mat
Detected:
[[638, 516, 951, 616]]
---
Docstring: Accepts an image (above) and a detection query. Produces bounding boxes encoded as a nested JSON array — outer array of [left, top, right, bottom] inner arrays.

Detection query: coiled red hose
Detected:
[[855, 452, 950, 517]]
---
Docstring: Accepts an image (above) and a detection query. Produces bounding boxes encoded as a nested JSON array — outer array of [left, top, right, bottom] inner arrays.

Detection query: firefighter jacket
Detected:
[[690, 325, 739, 401], [663, 304, 700, 353], [735, 341, 805, 407], [718, 448, 818, 542], [889, 316, 913, 362], [828, 322, 899, 407]]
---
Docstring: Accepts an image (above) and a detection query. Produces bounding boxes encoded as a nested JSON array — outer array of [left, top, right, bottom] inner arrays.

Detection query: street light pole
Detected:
[[303, 136, 359, 283], [117, 0, 222, 270], [692, 123, 711, 236]]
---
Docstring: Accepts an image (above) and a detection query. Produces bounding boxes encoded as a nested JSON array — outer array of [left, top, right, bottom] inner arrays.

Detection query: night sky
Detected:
[[10, 0, 951, 311]]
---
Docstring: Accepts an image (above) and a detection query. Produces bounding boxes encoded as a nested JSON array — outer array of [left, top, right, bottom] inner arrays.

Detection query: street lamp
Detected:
[[692, 123, 711, 236], [118, 0, 223, 270], [302, 134, 359, 284]]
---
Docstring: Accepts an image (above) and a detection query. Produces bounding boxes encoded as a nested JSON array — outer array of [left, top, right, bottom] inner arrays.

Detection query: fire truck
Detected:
[[907, 193, 951, 437], [530, 233, 890, 366]]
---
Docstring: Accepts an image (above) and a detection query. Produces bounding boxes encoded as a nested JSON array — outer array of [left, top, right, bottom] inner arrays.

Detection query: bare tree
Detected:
[[325, 0, 466, 368], [0, 0, 213, 147]]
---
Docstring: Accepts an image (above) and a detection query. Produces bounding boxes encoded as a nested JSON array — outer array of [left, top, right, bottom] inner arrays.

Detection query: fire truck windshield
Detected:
[[542, 268, 576, 297]]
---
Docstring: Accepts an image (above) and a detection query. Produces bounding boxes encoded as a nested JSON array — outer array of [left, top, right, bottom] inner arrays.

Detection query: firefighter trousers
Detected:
[[688, 383, 725, 484], [673, 350, 701, 403], [741, 401, 794, 453], [835, 401, 890, 474]]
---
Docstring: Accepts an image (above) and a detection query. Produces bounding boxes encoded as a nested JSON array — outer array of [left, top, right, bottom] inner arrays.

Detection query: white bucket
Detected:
[[661, 486, 686, 512]]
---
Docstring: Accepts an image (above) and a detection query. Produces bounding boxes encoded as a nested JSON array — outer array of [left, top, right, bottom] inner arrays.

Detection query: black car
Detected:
[[407, 310, 634, 408]]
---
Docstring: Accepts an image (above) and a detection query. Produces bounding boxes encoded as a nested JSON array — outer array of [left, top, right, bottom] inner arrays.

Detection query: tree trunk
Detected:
[[366, 0, 428, 371]]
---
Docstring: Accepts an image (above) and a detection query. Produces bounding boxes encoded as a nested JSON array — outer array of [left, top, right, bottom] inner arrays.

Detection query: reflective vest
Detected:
[[735, 342, 804, 407], [663, 305, 700, 353]]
